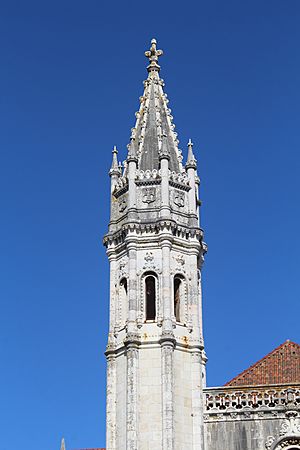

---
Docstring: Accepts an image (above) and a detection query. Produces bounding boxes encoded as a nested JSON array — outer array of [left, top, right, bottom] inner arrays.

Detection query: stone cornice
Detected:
[[103, 220, 205, 247]]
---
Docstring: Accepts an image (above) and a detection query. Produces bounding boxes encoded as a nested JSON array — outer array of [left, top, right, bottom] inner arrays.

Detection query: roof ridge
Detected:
[[225, 340, 300, 386]]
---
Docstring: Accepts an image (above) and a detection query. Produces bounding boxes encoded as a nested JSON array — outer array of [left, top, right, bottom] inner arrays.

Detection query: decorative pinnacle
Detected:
[[109, 145, 120, 176], [145, 38, 163, 72], [186, 138, 197, 169], [60, 438, 66, 450]]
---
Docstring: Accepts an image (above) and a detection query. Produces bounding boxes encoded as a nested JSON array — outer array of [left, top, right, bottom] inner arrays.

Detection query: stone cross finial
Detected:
[[145, 38, 163, 72]]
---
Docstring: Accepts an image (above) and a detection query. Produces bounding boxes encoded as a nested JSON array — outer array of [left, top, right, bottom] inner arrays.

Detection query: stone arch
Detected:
[[271, 437, 300, 450], [173, 273, 187, 324], [140, 271, 159, 322], [119, 277, 128, 327]]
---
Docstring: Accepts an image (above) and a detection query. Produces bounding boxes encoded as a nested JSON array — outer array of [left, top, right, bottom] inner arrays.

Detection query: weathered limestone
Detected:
[[204, 385, 300, 449], [103, 39, 206, 450]]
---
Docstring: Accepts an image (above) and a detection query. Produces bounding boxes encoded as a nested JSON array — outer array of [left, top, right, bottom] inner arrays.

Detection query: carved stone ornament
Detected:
[[265, 436, 276, 449], [143, 252, 155, 270], [175, 254, 185, 267], [265, 411, 300, 449], [119, 196, 127, 212], [173, 190, 185, 207], [142, 187, 156, 204], [280, 413, 300, 436], [119, 258, 128, 277]]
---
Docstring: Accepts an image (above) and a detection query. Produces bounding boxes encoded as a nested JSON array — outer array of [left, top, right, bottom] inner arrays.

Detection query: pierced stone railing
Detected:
[[169, 170, 189, 185], [135, 169, 161, 181], [204, 385, 300, 413]]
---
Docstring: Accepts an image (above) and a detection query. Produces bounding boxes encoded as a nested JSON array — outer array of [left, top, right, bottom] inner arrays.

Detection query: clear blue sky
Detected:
[[1, 1, 299, 449]]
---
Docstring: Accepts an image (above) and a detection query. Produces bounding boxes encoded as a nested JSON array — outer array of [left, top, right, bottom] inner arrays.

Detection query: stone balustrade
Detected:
[[204, 385, 300, 413]]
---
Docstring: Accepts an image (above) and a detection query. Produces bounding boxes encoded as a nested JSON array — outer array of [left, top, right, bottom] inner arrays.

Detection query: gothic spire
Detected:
[[127, 39, 183, 172], [60, 438, 66, 450]]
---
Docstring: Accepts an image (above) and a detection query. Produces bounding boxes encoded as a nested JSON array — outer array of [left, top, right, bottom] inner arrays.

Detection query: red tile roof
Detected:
[[225, 340, 300, 387]]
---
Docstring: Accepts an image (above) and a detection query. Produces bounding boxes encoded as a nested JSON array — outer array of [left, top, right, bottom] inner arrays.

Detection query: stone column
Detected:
[[187, 166, 196, 216], [189, 249, 203, 343], [191, 349, 204, 450], [127, 239, 138, 333], [125, 340, 139, 450], [186, 140, 198, 227], [160, 237, 175, 450], [127, 152, 137, 219], [160, 152, 170, 219], [161, 238, 173, 332], [197, 265, 204, 348], [195, 175, 201, 227], [107, 250, 117, 340], [106, 352, 117, 450], [161, 337, 175, 450]]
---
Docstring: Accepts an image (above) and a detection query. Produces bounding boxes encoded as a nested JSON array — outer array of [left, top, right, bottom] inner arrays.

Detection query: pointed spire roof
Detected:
[[60, 438, 66, 450], [225, 340, 300, 387], [128, 39, 183, 172]]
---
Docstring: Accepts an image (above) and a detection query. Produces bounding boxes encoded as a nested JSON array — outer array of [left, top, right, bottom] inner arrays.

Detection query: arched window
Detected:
[[145, 275, 156, 320], [120, 277, 128, 294], [119, 278, 128, 325], [174, 276, 182, 322]]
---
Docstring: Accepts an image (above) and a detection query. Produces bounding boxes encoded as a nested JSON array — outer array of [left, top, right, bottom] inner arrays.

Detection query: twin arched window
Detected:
[[144, 273, 184, 323]]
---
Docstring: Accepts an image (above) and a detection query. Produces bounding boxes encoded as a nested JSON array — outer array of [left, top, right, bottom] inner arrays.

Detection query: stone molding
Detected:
[[103, 220, 205, 246]]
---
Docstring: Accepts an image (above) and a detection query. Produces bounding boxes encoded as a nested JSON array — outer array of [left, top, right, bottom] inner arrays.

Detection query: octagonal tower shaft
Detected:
[[104, 39, 207, 450]]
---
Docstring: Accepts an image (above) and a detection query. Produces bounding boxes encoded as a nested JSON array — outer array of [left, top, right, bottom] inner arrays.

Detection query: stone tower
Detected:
[[103, 39, 207, 450]]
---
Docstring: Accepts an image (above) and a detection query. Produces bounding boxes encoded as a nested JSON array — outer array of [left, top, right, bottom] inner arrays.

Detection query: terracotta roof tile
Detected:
[[225, 340, 300, 387]]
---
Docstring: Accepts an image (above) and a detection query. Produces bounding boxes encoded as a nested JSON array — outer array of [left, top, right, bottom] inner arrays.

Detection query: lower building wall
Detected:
[[204, 417, 280, 450], [203, 385, 300, 450]]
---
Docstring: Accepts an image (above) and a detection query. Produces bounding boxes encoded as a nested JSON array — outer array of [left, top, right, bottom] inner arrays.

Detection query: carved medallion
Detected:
[[119, 197, 127, 212], [119, 258, 128, 277], [173, 190, 185, 207], [143, 252, 155, 270], [142, 187, 156, 204]]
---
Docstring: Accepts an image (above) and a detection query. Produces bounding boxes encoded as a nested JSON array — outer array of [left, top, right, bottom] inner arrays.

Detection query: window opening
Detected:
[[145, 276, 156, 320], [174, 277, 181, 322]]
